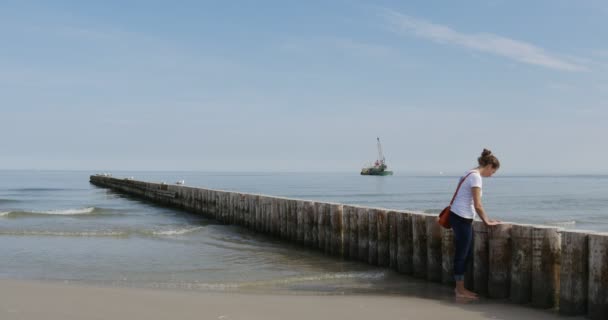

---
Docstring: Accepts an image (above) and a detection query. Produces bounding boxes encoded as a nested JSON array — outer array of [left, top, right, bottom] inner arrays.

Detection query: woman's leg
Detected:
[[450, 213, 475, 298]]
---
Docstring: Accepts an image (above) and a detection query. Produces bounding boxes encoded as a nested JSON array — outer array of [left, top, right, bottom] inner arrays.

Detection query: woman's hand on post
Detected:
[[484, 219, 501, 226]]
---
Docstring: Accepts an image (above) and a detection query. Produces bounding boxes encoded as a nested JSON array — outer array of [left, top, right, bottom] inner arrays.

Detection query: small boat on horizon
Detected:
[[360, 137, 393, 176]]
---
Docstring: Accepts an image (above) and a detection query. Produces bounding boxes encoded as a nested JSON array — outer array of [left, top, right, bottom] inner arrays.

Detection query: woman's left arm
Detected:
[[472, 187, 499, 226]]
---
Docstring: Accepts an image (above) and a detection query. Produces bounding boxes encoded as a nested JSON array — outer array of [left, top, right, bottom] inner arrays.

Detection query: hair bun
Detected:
[[481, 148, 492, 157]]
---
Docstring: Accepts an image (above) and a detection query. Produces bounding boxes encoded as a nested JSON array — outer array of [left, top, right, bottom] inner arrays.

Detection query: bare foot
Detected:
[[463, 288, 478, 297], [455, 288, 478, 300]]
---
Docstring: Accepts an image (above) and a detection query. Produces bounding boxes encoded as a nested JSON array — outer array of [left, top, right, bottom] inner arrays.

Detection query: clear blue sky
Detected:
[[1, 0, 607, 174]]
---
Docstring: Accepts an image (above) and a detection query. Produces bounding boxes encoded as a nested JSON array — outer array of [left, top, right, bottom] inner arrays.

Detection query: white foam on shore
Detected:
[[549, 220, 576, 226], [0, 230, 129, 237], [133, 271, 387, 291], [34, 207, 96, 215], [152, 227, 204, 236]]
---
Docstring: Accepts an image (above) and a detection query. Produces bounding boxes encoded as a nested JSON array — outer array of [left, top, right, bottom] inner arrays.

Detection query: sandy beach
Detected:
[[0, 279, 583, 320]]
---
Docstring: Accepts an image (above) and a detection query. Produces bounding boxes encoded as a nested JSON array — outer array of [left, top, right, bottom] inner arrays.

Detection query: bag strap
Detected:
[[448, 172, 475, 206]]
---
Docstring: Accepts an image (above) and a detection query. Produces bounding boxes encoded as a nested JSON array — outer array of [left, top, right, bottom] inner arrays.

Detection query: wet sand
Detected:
[[0, 279, 582, 320]]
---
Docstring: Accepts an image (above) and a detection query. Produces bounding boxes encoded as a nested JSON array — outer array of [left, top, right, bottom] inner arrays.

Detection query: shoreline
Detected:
[[0, 278, 581, 320]]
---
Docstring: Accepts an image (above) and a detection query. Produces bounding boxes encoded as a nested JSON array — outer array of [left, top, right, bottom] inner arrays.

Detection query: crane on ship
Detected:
[[360, 137, 393, 176]]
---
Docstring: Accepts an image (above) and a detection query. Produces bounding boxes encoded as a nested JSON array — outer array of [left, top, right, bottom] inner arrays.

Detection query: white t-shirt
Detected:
[[451, 170, 482, 219]]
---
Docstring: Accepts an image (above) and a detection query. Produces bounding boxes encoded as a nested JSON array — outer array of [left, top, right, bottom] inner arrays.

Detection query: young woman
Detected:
[[450, 148, 500, 299]]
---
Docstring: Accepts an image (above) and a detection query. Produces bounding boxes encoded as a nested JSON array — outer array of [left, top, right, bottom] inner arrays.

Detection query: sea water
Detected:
[[1, 170, 606, 294]]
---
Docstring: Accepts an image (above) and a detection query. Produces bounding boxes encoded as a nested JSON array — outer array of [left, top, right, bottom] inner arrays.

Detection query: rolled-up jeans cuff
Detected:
[[454, 274, 465, 281]]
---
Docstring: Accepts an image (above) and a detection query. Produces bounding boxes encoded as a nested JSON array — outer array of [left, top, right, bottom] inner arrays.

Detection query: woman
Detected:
[[450, 148, 500, 299]]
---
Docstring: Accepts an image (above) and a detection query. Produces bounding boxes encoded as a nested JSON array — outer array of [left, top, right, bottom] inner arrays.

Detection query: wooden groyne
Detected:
[[90, 175, 608, 319]]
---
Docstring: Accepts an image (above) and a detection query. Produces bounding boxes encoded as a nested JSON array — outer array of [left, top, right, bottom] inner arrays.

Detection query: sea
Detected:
[[1, 170, 607, 295]]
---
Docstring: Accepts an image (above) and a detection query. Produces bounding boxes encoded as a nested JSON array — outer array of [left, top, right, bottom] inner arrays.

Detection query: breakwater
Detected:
[[90, 175, 607, 319]]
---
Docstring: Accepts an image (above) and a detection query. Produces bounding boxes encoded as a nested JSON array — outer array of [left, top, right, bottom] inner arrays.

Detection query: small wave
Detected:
[[0, 230, 129, 237], [0, 207, 123, 218], [0, 226, 205, 238], [7, 188, 75, 192], [263, 271, 387, 284], [423, 209, 441, 214], [221, 271, 387, 289], [135, 271, 387, 291], [548, 220, 576, 226], [150, 227, 205, 236], [36, 207, 96, 215]]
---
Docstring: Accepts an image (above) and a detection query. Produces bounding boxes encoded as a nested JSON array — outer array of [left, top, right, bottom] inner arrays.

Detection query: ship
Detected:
[[360, 137, 393, 176]]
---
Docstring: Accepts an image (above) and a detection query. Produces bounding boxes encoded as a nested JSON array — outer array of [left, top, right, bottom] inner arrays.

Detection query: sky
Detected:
[[1, 0, 607, 174]]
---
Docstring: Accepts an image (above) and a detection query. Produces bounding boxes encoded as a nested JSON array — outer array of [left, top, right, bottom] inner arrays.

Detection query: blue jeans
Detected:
[[450, 212, 473, 281]]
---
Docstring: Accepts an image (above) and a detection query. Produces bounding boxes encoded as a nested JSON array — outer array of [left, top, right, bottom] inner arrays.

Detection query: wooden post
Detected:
[[388, 210, 398, 269], [588, 232, 608, 320], [426, 215, 442, 282], [531, 226, 561, 309], [488, 224, 512, 299], [441, 227, 455, 285], [397, 212, 413, 274], [348, 206, 359, 260], [473, 221, 489, 296], [342, 206, 356, 259], [330, 204, 343, 256], [377, 209, 389, 267], [357, 207, 369, 262], [368, 208, 378, 265], [559, 230, 589, 316], [412, 214, 428, 278], [510, 224, 533, 304]]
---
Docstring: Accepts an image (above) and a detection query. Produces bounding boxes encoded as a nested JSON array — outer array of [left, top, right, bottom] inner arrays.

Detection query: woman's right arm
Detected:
[[472, 187, 499, 226]]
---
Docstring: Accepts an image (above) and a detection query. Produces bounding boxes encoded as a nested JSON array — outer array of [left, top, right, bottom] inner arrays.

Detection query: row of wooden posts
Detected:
[[90, 175, 607, 319]]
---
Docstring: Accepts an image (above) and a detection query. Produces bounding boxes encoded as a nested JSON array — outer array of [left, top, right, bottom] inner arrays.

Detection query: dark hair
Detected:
[[478, 148, 500, 169]]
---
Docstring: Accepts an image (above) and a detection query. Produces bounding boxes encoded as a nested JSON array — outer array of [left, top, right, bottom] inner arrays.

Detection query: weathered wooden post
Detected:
[[588, 232, 608, 320], [488, 223, 512, 299], [310, 201, 319, 248], [296, 201, 308, 247], [510, 224, 533, 304], [316, 202, 329, 252], [368, 208, 378, 265], [271, 198, 280, 237], [287, 199, 298, 242], [209, 189, 217, 220], [218, 192, 227, 223], [296, 201, 306, 244], [263, 196, 272, 233], [256, 195, 264, 232], [347, 205, 359, 260], [441, 227, 455, 285], [357, 207, 369, 262], [426, 215, 442, 282], [397, 211, 413, 274], [253, 194, 261, 231], [229, 192, 238, 225], [412, 214, 428, 278], [279, 198, 287, 240], [330, 204, 343, 256], [388, 210, 398, 270], [465, 233, 475, 291], [233, 193, 242, 226], [559, 230, 589, 316], [242, 193, 251, 228], [531, 226, 561, 309], [473, 221, 489, 296], [342, 205, 356, 259], [377, 209, 389, 267]]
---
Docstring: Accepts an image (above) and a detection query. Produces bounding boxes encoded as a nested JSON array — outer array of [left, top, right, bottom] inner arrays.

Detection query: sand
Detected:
[[0, 279, 583, 320]]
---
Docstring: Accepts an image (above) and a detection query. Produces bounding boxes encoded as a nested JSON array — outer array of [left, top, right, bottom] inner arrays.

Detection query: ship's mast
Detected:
[[377, 137, 385, 165]]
